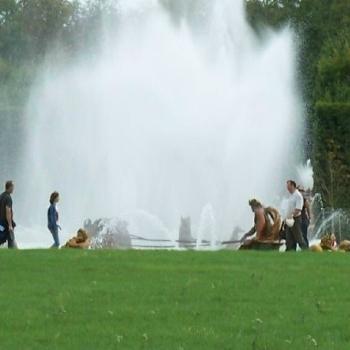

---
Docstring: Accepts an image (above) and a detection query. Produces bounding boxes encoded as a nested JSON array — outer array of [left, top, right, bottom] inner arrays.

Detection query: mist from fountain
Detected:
[[15, 0, 303, 247], [196, 203, 216, 249], [297, 159, 314, 190], [309, 195, 350, 242]]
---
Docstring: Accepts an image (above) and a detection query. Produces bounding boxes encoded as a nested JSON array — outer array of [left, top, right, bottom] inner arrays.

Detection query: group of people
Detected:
[[241, 180, 311, 251], [0, 180, 61, 249], [0, 179, 310, 251]]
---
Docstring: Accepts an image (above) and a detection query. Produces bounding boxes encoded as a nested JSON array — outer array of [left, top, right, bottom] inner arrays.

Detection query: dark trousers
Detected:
[[301, 220, 309, 248], [286, 216, 307, 251], [0, 229, 16, 248]]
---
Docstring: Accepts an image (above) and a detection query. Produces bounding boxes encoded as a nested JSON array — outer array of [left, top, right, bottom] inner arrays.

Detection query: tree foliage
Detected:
[[246, 0, 350, 208], [0, 0, 349, 208]]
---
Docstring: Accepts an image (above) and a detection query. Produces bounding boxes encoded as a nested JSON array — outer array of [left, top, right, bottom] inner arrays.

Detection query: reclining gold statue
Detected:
[[310, 233, 350, 252], [339, 240, 350, 251], [65, 228, 90, 249], [239, 199, 282, 250]]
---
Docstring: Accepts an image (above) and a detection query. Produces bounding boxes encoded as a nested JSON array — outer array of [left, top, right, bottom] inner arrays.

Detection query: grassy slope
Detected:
[[0, 250, 349, 350]]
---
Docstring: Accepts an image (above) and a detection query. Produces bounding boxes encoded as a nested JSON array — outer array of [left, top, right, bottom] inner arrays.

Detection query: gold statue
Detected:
[[310, 234, 350, 252], [65, 228, 90, 249], [239, 199, 282, 250]]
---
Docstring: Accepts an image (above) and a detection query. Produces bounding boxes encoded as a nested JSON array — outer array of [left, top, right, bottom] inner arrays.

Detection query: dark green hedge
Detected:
[[313, 102, 350, 208]]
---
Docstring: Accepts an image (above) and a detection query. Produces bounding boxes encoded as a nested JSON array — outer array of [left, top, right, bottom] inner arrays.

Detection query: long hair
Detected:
[[49, 191, 59, 204]]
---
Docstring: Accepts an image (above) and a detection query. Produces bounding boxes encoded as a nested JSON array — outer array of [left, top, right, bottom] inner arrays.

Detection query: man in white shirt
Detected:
[[285, 180, 307, 251]]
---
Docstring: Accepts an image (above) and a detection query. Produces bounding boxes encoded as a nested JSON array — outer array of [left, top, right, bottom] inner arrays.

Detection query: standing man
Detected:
[[0, 180, 17, 248], [285, 180, 307, 251], [298, 187, 311, 247]]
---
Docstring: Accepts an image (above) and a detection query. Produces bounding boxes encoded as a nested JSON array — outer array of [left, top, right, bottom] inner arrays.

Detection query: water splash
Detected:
[[310, 204, 350, 242], [297, 159, 314, 190], [196, 203, 216, 249], [17, 0, 303, 246], [120, 209, 173, 240]]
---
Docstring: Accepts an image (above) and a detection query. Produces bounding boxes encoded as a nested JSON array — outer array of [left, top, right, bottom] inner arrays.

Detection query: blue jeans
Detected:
[[49, 227, 60, 248]]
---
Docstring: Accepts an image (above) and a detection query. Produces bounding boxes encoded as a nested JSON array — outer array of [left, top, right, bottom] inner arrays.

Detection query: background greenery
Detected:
[[0, 0, 349, 208], [246, 0, 350, 209]]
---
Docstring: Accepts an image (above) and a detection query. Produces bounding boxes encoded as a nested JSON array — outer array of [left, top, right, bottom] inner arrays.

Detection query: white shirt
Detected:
[[289, 189, 304, 218]]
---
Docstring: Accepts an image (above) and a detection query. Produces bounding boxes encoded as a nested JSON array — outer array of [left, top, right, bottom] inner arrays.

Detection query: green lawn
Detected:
[[0, 250, 349, 350]]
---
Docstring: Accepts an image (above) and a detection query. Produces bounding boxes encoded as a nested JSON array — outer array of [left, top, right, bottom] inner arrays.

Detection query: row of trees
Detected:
[[246, 0, 350, 208], [0, 0, 114, 105], [0, 0, 349, 207], [0, 0, 116, 177]]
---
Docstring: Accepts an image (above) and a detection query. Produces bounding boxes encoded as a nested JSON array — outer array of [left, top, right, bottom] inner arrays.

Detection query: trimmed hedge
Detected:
[[313, 102, 350, 208]]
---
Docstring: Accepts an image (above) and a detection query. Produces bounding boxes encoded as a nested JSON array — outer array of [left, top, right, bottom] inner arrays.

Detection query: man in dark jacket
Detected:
[[0, 180, 16, 248]]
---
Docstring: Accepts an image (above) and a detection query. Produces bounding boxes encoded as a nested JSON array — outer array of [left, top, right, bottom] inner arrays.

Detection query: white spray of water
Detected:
[[121, 210, 173, 239], [196, 203, 216, 249], [297, 159, 314, 190], [16, 0, 303, 246]]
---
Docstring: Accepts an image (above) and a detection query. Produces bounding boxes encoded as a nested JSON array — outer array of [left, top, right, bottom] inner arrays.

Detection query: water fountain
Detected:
[[297, 159, 314, 191], [196, 203, 216, 249], [15, 0, 304, 248], [296, 162, 350, 244], [309, 203, 350, 243]]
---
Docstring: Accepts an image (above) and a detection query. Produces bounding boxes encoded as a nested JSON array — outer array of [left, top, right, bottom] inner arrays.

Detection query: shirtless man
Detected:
[[240, 199, 267, 245]]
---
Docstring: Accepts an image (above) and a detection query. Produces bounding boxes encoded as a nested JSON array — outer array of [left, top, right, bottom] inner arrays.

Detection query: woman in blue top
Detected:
[[48, 191, 61, 248]]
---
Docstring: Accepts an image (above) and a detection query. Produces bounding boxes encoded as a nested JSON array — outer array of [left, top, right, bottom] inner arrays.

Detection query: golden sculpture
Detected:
[[65, 228, 90, 249], [239, 199, 282, 250], [309, 234, 350, 252]]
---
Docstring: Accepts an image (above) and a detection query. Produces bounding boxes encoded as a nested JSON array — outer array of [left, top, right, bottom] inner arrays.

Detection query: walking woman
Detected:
[[48, 191, 61, 248]]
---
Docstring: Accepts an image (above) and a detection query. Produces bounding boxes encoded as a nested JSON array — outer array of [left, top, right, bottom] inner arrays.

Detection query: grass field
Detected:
[[0, 250, 349, 350]]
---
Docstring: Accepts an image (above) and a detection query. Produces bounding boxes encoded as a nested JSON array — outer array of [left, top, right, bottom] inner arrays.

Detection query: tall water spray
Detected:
[[17, 0, 303, 245]]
